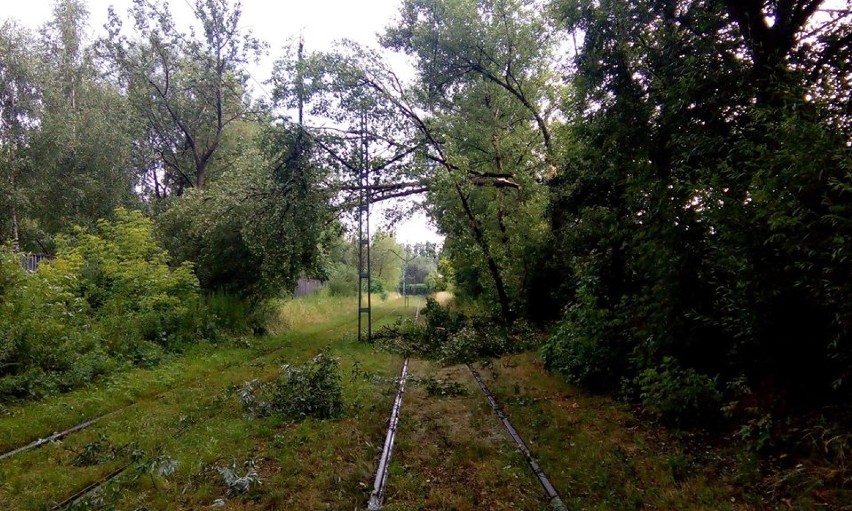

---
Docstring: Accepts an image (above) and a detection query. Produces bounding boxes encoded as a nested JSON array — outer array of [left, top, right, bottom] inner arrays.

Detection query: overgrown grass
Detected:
[[382, 360, 548, 510], [0, 296, 408, 510], [0, 294, 791, 510], [271, 291, 395, 333], [480, 352, 767, 510]]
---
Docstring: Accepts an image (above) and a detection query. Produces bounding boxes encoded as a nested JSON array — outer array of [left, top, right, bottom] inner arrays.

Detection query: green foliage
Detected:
[[0, 209, 205, 401], [369, 280, 390, 301], [157, 122, 333, 299], [326, 262, 357, 297], [425, 257, 453, 292], [370, 232, 404, 294], [202, 291, 276, 337], [238, 353, 344, 421], [374, 298, 529, 365], [543, 0, 852, 423], [635, 357, 722, 428], [540, 310, 621, 391], [60, 209, 201, 350], [0, 5, 136, 253]]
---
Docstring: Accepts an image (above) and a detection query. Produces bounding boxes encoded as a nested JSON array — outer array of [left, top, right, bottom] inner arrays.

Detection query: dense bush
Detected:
[[0, 209, 204, 401], [370, 280, 389, 301], [541, 1, 852, 431], [237, 353, 344, 421], [373, 298, 531, 365], [635, 357, 722, 428], [540, 288, 626, 390], [203, 291, 276, 337], [326, 262, 358, 297]]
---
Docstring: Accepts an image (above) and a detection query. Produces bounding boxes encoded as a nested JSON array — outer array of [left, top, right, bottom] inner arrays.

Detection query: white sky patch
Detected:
[[3, 0, 443, 246]]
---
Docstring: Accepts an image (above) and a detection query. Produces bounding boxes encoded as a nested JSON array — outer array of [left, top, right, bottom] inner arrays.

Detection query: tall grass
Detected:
[[203, 291, 276, 337], [273, 291, 358, 332], [272, 290, 402, 333]]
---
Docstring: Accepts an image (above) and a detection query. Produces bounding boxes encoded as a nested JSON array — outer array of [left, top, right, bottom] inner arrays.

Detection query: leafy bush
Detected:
[[0, 209, 209, 402], [635, 357, 722, 428], [436, 325, 513, 365], [238, 353, 344, 421], [326, 262, 357, 297], [540, 303, 623, 390], [203, 291, 276, 337], [370, 280, 389, 301], [373, 299, 529, 365]]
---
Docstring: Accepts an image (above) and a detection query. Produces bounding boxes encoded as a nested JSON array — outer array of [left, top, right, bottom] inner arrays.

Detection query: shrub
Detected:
[[635, 357, 722, 427], [238, 353, 344, 421], [540, 317, 620, 390], [0, 209, 206, 402], [51, 209, 201, 349], [373, 299, 527, 365], [370, 280, 389, 301], [203, 291, 276, 337], [326, 263, 357, 297]]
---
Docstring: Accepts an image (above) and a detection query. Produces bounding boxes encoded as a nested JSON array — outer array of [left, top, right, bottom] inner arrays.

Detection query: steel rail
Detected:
[[367, 301, 420, 510], [51, 413, 214, 509], [0, 414, 113, 462], [467, 363, 569, 511], [51, 463, 131, 510], [367, 357, 410, 511]]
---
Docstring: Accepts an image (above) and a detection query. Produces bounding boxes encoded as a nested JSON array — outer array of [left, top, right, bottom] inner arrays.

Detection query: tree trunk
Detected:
[[11, 208, 19, 253], [453, 180, 514, 325]]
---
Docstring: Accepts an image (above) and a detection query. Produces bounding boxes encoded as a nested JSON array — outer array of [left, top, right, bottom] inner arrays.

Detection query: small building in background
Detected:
[[294, 277, 323, 297], [20, 253, 53, 273]]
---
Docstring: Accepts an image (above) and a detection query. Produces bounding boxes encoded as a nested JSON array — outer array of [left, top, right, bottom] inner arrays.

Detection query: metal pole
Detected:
[[357, 109, 372, 342], [389, 248, 415, 308]]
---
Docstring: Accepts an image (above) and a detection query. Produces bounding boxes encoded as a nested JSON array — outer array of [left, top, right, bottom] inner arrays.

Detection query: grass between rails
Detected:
[[0, 294, 415, 510], [384, 355, 762, 511], [383, 360, 549, 511]]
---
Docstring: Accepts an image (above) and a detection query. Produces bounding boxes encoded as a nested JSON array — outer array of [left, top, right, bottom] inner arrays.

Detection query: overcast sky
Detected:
[[3, 0, 443, 245]]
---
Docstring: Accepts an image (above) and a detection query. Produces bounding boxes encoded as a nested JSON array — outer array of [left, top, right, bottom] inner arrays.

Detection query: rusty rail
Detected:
[[467, 363, 568, 511]]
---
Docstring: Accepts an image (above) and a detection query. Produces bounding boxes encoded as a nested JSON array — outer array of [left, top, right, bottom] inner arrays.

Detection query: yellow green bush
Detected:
[[0, 209, 203, 401]]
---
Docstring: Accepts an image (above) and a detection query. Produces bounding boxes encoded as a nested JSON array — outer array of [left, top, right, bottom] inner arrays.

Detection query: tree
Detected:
[[27, 0, 137, 247], [158, 119, 335, 298], [370, 232, 405, 294], [0, 21, 40, 251], [379, 0, 558, 321], [543, 0, 852, 403], [100, 0, 265, 196], [383, 0, 558, 159]]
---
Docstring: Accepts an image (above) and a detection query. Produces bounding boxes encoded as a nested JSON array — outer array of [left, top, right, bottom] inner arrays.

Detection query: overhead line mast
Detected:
[[358, 109, 372, 342]]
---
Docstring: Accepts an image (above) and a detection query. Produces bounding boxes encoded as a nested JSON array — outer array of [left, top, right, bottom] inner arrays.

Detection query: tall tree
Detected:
[[0, 21, 40, 251], [380, 0, 558, 321], [101, 0, 265, 196], [27, 0, 136, 246], [543, 0, 852, 399]]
